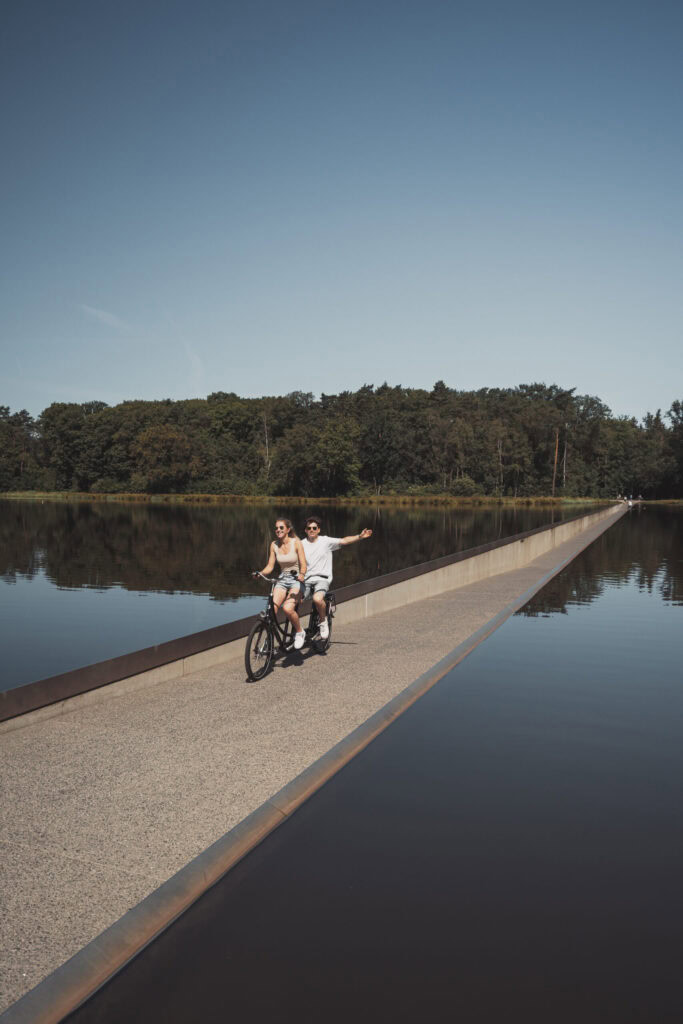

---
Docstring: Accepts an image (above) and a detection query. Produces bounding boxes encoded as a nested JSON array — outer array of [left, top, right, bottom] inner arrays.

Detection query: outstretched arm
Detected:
[[339, 528, 373, 547]]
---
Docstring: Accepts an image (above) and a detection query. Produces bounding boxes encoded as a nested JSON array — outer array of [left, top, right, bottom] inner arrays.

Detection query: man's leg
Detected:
[[313, 590, 329, 639], [313, 590, 327, 621]]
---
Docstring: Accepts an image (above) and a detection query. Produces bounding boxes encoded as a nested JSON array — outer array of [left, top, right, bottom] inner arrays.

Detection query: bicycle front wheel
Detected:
[[245, 620, 274, 680]]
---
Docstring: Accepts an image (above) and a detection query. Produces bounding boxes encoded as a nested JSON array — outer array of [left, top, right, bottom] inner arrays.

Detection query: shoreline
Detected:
[[0, 491, 613, 508]]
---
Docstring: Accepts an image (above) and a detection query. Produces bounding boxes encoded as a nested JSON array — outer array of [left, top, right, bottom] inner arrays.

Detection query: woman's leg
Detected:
[[272, 585, 287, 614], [283, 595, 302, 632]]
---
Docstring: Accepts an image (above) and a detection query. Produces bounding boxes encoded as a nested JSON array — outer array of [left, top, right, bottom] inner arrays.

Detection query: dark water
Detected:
[[1, 499, 581, 689], [67, 508, 683, 1024]]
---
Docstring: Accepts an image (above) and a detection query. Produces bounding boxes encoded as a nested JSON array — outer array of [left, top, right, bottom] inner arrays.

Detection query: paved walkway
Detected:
[[0, 514, 620, 1013]]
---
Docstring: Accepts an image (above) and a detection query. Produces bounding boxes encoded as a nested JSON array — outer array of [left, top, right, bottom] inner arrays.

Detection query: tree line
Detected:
[[2, 382, 682, 498]]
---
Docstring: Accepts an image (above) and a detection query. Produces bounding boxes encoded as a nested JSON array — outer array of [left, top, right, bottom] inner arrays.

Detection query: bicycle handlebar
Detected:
[[251, 571, 329, 582], [251, 570, 312, 581], [252, 573, 329, 581]]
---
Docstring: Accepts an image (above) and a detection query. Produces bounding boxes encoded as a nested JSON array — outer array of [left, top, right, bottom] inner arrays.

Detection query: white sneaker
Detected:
[[294, 630, 306, 650], [319, 619, 329, 640]]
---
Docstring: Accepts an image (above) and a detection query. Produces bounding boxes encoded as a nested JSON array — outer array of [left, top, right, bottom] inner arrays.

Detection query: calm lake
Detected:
[[2, 499, 587, 690], [66, 507, 683, 1023]]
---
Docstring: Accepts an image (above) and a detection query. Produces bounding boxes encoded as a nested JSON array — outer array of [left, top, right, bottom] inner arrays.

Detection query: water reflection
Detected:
[[518, 506, 683, 616], [0, 498, 590, 690], [1, 499, 582, 599], [64, 508, 683, 1024]]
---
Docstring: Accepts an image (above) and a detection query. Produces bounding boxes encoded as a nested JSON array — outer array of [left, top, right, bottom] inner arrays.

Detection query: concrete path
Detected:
[[0, 513, 620, 1013]]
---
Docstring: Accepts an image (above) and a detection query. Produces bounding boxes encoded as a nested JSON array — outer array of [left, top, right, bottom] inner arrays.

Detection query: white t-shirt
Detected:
[[302, 535, 341, 581]]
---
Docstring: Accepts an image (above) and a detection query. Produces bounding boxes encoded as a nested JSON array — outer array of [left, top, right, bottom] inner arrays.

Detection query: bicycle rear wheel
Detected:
[[245, 620, 274, 680]]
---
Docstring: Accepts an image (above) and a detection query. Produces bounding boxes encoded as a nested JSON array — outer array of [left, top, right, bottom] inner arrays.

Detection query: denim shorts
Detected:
[[303, 576, 330, 600], [275, 572, 301, 595]]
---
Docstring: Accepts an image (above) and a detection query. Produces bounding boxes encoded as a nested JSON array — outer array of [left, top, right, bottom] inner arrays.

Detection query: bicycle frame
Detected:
[[253, 572, 299, 652]]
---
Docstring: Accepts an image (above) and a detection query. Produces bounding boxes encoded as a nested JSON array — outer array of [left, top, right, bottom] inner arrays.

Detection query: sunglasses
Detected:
[[305, 524, 320, 531], [275, 525, 287, 532]]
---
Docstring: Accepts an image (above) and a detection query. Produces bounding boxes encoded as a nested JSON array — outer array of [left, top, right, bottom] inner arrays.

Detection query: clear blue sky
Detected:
[[2, 0, 681, 421]]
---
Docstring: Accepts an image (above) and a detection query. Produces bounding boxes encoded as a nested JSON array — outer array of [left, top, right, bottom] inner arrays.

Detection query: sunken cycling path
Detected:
[[0, 511, 620, 1014]]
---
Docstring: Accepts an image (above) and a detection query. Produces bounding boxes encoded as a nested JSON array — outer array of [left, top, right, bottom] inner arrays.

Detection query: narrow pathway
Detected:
[[0, 513, 619, 1013]]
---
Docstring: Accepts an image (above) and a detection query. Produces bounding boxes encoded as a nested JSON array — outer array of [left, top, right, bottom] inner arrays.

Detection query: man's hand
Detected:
[[341, 528, 373, 546]]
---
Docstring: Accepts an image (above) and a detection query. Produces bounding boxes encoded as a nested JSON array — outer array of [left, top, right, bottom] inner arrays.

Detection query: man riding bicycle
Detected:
[[301, 516, 373, 639]]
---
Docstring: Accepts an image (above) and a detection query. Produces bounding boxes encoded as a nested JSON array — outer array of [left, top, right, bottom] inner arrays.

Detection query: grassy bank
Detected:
[[1, 491, 611, 508]]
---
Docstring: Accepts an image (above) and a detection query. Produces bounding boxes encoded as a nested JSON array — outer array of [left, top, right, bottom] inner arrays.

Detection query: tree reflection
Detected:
[[518, 508, 683, 615], [2, 500, 581, 601]]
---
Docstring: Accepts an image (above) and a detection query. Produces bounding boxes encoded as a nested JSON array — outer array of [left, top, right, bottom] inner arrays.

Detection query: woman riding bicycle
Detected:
[[256, 518, 308, 649]]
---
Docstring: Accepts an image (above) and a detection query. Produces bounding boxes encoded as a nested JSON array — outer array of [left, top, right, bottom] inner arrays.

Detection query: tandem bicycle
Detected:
[[244, 571, 336, 681]]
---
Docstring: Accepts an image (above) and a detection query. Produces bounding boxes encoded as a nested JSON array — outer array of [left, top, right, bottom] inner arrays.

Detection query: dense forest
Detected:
[[2, 383, 682, 498]]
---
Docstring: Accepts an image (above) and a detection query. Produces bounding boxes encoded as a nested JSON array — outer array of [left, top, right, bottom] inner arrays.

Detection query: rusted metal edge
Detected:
[[0, 507, 624, 1024], [0, 507, 608, 722]]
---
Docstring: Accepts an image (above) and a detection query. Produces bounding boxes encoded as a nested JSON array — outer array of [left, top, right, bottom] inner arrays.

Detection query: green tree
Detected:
[[0, 407, 44, 489], [273, 416, 362, 496], [130, 424, 195, 492], [39, 402, 106, 490]]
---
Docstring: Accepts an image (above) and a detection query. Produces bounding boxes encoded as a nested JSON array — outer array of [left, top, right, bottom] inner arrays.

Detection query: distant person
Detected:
[[301, 516, 373, 639], [256, 518, 308, 649]]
